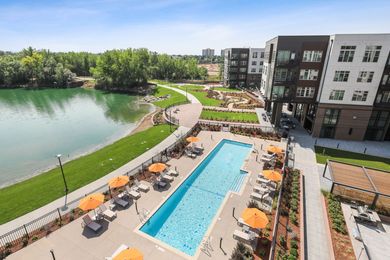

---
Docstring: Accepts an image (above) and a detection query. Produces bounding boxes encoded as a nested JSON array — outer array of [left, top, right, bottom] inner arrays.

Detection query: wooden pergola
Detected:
[[323, 160, 390, 208]]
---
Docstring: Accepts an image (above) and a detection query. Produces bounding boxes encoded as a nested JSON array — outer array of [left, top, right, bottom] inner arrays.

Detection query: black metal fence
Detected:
[[163, 100, 190, 126], [0, 123, 199, 253]]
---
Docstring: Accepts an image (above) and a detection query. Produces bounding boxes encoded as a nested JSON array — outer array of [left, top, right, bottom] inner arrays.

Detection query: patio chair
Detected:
[[105, 244, 128, 260], [154, 177, 167, 189], [125, 186, 141, 199], [253, 185, 268, 195], [99, 204, 117, 220], [260, 156, 275, 163], [262, 153, 276, 159], [134, 179, 150, 192], [250, 192, 263, 201], [113, 196, 129, 208], [185, 149, 197, 158], [161, 173, 174, 182], [233, 229, 257, 243], [256, 177, 271, 185], [167, 168, 179, 176], [82, 215, 102, 232]]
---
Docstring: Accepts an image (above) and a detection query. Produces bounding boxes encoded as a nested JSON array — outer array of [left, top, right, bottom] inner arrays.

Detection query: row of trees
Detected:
[[0, 47, 208, 90]]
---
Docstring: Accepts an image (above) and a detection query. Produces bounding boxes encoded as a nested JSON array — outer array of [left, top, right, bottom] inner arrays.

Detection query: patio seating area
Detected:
[[7, 131, 286, 260]]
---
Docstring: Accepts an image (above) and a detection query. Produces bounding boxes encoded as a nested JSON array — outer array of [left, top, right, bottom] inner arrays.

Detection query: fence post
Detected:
[[57, 208, 62, 222], [23, 224, 29, 239]]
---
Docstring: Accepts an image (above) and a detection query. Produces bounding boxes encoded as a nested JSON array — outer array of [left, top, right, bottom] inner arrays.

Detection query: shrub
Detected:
[[247, 200, 260, 209], [289, 212, 297, 225], [290, 239, 298, 249], [287, 255, 297, 260], [259, 249, 266, 257], [279, 236, 286, 247], [289, 248, 298, 258], [22, 238, 28, 247], [32, 236, 38, 242]]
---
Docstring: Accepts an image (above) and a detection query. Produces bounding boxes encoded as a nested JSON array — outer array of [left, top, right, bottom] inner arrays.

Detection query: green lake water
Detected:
[[0, 88, 152, 187]]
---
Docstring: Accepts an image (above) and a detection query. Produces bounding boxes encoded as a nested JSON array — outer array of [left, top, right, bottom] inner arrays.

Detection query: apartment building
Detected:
[[223, 48, 265, 88], [202, 48, 215, 57], [262, 34, 390, 141]]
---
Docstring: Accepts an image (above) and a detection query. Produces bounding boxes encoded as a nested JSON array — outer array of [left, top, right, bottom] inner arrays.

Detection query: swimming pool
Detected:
[[140, 139, 252, 256]]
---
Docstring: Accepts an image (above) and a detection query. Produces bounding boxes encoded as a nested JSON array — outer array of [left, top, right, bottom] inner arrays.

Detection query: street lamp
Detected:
[[57, 154, 69, 210]]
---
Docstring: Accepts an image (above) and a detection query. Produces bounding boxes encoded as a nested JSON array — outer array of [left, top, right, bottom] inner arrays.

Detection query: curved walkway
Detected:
[[0, 85, 202, 237]]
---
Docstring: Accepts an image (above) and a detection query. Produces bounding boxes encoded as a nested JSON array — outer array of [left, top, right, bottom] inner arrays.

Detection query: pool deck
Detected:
[[8, 131, 286, 260]]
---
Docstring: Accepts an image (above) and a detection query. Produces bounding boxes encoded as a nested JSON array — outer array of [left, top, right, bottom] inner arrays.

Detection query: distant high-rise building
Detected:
[[220, 49, 225, 57], [222, 47, 265, 88], [202, 48, 215, 57]]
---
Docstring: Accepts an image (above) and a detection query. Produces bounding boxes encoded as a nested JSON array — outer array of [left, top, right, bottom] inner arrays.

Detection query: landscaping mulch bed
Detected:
[[323, 193, 356, 260]]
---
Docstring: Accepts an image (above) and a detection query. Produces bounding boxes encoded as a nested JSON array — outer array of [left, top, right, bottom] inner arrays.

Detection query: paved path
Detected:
[[0, 85, 202, 237], [289, 127, 331, 260]]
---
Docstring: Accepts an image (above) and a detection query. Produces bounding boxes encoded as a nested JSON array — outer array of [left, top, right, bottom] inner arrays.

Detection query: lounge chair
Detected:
[[99, 204, 117, 220], [105, 244, 128, 260], [261, 156, 275, 163], [250, 192, 263, 201], [256, 177, 271, 185], [161, 173, 174, 182], [263, 153, 276, 159], [155, 177, 167, 189], [125, 186, 141, 199], [82, 215, 102, 232], [167, 168, 179, 176], [185, 149, 196, 158], [134, 179, 150, 192], [253, 185, 268, 195], [114, 196, 129, 208], [233, 230, 258, 243]]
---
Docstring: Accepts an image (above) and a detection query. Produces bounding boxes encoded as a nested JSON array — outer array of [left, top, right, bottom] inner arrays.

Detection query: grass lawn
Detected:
[[0, 124, 175, 224], [200, 109, 259, 123], [315, 146, 390, 171], [210, 87, 241, 92], [189, 91, 223, 106], [152, 86, 188, 108]]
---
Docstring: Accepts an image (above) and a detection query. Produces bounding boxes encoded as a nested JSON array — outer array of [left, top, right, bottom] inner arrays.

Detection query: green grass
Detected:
[[152, 86, 188, 108], [315, 146, 390, 171], [0, 125, 175, 224], [189, 91, 223, 106], [200, 109, 259, 123], [210, 87, 241, 92]]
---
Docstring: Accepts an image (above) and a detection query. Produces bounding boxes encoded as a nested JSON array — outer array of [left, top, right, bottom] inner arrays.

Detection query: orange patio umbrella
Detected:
[[262, 170, 282, 182], [148, 163, 167, 173], [114, 248, 143, 260], [241, 208, 269, 229], [267, 145, 284, 154], [78, 193, 105, 211], [108, 175, 129, 189], [186, 136, 200, 143]]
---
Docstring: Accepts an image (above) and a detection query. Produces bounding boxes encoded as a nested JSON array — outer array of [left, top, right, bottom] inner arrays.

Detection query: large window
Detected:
[[381, 91, 390, 103], [230, 60, 238, 66], [323, 109, 340, 125], [238, 74, 246, 79], [240, 53, 248, 59], [251, 68, 256, 73], [239, 68, 247, 73], [302, 50, 323, 62], [239, 60, 247, 66], [382, 74, 389, 85], [352, 90, 369, 101], [252, 61, 257, 66], [272, 86, 289, 99], [363, 46, 381, 62], [333, 71, 349, 82], [296, 87, 315, 98], [365, 111, 390, 140], [252, 52, 258, 58], [329, 90, 345, 100], [260, 52, 264, 58], [357, 71, 374, 83], [274, 68, 288, 81], [299, 69, 319, 80], [338, 46, 356, 62], [276, 50, 291, 65]]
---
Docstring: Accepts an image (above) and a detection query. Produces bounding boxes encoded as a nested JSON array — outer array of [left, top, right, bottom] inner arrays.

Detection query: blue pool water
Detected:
[[140, 139, 252, 256]]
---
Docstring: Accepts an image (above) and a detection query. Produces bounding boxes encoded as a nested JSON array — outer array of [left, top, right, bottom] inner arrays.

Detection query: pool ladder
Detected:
[[139, 208, 150, 223], [200, 236, 213, 257]]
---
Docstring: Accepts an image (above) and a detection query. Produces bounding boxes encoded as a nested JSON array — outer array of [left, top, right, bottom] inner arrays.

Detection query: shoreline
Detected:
[[0, 103, 156, 190]]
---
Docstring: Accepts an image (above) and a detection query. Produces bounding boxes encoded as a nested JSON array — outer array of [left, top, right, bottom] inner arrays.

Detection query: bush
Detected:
[[290, 239, 298, 249], [32, 236, 38, 242], [289, 248, 298, 258], [247, 200, 260, 209], [279, 236, 286, 247], [259, 249, 266, 257], [287, 255, 297, 260], [231, 242, 253, 260]]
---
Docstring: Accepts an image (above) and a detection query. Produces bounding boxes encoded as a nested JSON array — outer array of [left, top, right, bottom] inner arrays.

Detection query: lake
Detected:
[[0, 88, 152, 187]]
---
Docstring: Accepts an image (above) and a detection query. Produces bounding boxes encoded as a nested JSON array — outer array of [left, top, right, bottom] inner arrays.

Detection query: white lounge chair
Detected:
[[126, 186, 141, 199], [261, 156, 275, 163], [185, 149, 196, 158], [134, 180, 150, 192], [253, 185, 268, 195], [99, 204, 117, 220], [105, 244, 128, 260], [82, 215, 102, 232], [256, 177, 271, 185], [263, 153, 276, 159], [250, 192, 263, 201], [161, 173, 174, 182], [233, 230, 257, 242], [167, 168, 179, 176], [114, 197, 129, 208]]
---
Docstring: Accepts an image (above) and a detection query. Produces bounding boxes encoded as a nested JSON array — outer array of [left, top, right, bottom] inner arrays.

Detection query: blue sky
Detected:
[[0, 0, 389, 54]]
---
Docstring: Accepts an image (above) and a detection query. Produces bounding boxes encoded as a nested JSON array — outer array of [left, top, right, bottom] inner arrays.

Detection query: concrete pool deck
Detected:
[[8, 131, 286, 260]]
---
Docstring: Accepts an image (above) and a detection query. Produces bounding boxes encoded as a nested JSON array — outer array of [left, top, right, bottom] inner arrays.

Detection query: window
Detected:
[[363, 46, 381, 62], [382, 74, 389, 85], [260, 52, 264, 58], [276, 50, 291, 65], [275, 68, 288, 81], [357, 71, 374, 83], [230, 60, 238, 66], [252, 52, 258, 58], [252, 61, 257, 66], [352, 90, 369, 101], [251, 68, 256, 73], [230, 67, 238, 72], [323, 109, 340, 125], [231, 53, 238, 59], [296, 87, 315, 98], [299, 69, 319, 80], [238, 74, 246, 79], [259, 61, 263, 66], [239, 68, 247, 73], [239, 60, 247, 66], [381, 91, 390, 103], [338, 46, 356, 62], [329, 90, 345, 100], [240, 53, 248, 59], [272, 86, 288, 99], [302, 50, 323, 62], [333, 71, 349, 82]]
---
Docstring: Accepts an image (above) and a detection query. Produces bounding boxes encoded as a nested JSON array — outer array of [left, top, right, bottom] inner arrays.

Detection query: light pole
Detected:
[[57, 154, 69, 210]]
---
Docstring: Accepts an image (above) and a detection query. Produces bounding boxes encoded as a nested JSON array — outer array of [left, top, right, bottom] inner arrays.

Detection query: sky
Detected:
[[0, 0, 389, 54]]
